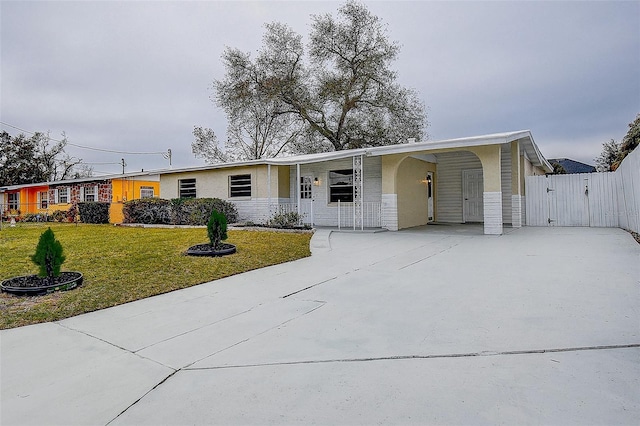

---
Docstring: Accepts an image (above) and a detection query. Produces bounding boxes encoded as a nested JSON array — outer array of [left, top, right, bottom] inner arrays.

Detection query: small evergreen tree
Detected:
[[207, 210, 228, 250], [31, 228, 65, 280]]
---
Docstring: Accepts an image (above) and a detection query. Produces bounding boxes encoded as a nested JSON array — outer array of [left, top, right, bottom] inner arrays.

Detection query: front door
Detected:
[[463, 169, 483, 222]]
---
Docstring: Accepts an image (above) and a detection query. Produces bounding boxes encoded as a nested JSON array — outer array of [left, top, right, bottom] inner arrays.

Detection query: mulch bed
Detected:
[[185, 243, 237, 257], [1, 272, 83, 295]]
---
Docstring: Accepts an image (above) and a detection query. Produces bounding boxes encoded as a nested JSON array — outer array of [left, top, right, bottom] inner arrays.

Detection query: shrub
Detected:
[[31, 228, 65, 279], [50, 210, 68, 223], [207, 210, 228, 250], [171, 198, 238, 225], [123, 197, 237, 225], [123, 198, 173, 224], [268, 211, 303, 228], [78, 202, 110, 224], [67, 203, 79, 223], [22, 213, 43, 222]]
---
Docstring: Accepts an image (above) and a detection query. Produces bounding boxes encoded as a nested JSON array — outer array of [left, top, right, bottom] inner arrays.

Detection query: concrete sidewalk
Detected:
[[1, 226, 639, 425]]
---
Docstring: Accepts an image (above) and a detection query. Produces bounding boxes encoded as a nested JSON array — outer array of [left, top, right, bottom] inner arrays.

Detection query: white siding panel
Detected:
[[234, 198, 270, 223], [381, 193, 398, 231], [436, 151, 482, 223], [511, 194, 523, 227], [483, 192, 503, 234], [501, 144, 512, 224]]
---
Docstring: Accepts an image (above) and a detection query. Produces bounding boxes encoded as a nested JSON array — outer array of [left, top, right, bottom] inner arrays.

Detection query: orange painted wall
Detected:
[[18, 186, 49, 214], [111, 178, 159, 203], [109, 178, 159, 223]]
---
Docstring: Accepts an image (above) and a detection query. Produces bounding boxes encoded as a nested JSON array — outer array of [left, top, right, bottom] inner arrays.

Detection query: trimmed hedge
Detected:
[[171, 198, 238, 225], [123, 198, 173, 224], [78, 202, 110, 224], [122, 198, 237, 225]]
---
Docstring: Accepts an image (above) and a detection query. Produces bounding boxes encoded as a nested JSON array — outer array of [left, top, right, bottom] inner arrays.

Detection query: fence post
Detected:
[[338, 200, 341, 230]]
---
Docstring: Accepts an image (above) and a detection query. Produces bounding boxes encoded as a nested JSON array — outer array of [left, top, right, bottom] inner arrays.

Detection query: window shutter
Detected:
[[80, 186, 85, 202], [95, 185, 99, 201], [37, 192, 41, 207], [54, 189, 59, 204]]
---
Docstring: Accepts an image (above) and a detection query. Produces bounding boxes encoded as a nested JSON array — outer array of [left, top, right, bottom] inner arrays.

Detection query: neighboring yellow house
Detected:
[[158, 131, 552, 235], [0, 172, 160, 223]]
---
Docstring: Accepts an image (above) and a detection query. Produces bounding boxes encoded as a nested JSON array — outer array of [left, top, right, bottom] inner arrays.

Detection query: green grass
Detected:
[[0, 224, 312, 329]]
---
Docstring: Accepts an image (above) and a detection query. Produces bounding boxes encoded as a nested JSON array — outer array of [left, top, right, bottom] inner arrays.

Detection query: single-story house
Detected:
[[159, 131, 552, 235], [0, 172, 160, 223]]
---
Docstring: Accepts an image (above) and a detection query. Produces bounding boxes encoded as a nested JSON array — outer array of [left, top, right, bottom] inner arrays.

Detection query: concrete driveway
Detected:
[[1, 226, 639, 425]]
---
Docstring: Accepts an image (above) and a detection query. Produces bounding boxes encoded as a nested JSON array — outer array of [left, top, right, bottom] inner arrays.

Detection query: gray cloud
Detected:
[[1, 1, 638, 173]]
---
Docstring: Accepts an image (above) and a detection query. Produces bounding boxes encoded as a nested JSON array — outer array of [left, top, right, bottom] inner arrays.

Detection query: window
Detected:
[[39, 191, 48, 209], [300, 176, 312, 199], [58, 188, 69, 204], [329, 169, 353, 202], [140, 186, 155, 199], [179, 178, 196, 198], [8, 193, 19, 210], [229, 174, 251, 198], [84, 186, 96, 202]]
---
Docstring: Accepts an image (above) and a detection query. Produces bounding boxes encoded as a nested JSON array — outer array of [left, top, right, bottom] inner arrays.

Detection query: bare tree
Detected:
[[191, 126, 228, 163], [211, 0, 427, 159]]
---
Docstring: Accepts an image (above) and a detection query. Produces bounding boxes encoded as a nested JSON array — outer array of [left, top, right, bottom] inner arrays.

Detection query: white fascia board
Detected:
[[523, 132, 554, 172], [365, 131, 533, 157], [154, 159, 269, 176], [155, 130, 553, 175]]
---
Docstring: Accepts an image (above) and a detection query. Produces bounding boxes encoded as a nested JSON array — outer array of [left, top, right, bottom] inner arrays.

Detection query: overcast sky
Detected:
[[1, 0, 638, 175]]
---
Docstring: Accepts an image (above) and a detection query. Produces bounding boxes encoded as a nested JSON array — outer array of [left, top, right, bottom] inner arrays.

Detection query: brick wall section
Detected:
[[48, 181, 113, 204], [98, 183, 112, 202]]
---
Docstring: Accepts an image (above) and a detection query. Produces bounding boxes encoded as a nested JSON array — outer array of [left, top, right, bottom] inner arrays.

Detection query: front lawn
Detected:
[[0, 224, 312, 329]]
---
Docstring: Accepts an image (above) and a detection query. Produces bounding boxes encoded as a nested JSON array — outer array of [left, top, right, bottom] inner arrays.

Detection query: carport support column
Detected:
[[470, 145, 503, 235], [296, 163, 301, 216], [381, 155, 400, 231], [353, 155, 363, 230], [511, 141, 523, 227]]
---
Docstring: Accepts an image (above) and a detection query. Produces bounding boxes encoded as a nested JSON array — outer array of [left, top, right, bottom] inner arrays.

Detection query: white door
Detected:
[[426, 172, 434, 222], [299, 175, 313, 225], [463, 169, 483, 222]]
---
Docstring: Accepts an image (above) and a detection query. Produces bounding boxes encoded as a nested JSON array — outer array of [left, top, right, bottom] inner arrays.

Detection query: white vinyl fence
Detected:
[[526, 148, 640, 232]]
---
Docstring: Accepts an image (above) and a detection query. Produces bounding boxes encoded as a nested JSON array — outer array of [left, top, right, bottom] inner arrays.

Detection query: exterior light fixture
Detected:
[[313, 177, 320, 186]]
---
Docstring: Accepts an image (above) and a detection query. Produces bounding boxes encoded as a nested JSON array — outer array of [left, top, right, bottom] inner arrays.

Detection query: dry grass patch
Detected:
[[0, 224, 312, 329]]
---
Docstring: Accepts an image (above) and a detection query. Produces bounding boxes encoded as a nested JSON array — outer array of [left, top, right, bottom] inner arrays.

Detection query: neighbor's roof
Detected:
[[158, 130, 553, 175], [548, 158, 596, 174], [0, 170, 160, 192]]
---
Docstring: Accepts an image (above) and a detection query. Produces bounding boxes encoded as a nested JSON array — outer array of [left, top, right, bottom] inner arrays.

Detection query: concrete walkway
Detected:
[[1, 226, 639, 425]]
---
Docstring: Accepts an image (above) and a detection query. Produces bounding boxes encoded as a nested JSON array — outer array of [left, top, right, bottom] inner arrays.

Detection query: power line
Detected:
[[0, 121, 167, 155], [78, 162, 122, 165]]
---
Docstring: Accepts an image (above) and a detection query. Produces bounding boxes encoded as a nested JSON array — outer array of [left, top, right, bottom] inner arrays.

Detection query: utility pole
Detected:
[[121, 158, 126, 174], [162, 149, 172, 169]]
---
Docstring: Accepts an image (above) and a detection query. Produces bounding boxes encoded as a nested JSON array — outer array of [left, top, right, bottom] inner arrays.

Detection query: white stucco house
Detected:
[[158, 131, 552, 235]]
